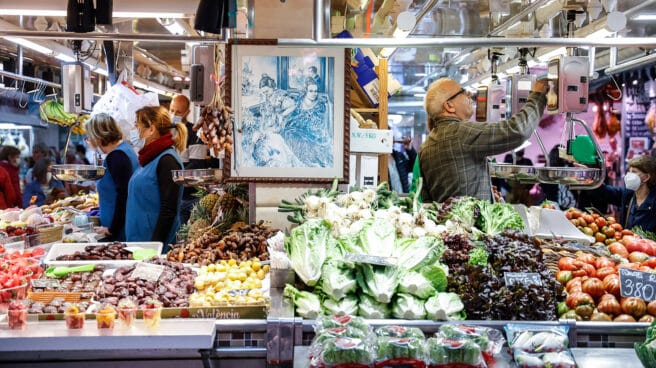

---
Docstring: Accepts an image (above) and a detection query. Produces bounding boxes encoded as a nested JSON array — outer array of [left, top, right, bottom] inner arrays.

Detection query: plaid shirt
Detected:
[[419, 92, 547, 203]]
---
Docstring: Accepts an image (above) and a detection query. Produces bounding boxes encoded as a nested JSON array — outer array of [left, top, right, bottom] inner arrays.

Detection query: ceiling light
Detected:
[[55, 53, 76, 62], [159, 19, 186, 35], [633, 14, 656, 21], [4, 37, 53, 55]]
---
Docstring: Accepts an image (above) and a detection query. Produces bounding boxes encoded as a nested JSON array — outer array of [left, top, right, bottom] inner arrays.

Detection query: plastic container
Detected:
[[117, 299, 137, 328], [7, 301, 28, 330], [0, 283, 29, 313], [96, 305, 117, 329], [142, 301, 163, 329], [64, 305, 85, 329]]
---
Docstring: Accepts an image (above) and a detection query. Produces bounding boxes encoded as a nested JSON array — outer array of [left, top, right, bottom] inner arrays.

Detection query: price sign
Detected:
[[344, 253, 397, 267], [504, 272, 542, 287], [31, 279, 61, 289], [227, 289, 252, 297], [131, 263, 165, 282], [619, 268, 656, 301]]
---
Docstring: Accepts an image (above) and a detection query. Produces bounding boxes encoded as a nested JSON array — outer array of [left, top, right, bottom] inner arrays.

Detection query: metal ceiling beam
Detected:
[[278, 37, 656, 48], [605, 53, 656, 75], [0, 29, 223, 43], [489, 0, 553, 36]]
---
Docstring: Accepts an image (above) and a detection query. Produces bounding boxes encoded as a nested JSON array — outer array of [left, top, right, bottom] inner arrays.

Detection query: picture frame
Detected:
[[224, 39, 350, 183]]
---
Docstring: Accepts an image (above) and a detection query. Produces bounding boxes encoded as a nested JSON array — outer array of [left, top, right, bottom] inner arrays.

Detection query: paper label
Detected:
[[131, 263, 165, 282], [504, 272, 542, 287], [344, 252, 397, 266], [31, 279, 61, 289]]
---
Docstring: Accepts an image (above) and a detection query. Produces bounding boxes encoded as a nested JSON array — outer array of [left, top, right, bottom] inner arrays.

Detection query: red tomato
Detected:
[[581, 263, 597, 278], [595, 267, 616, 280], [558, 257, 580, 271], [595, 257, 615, 269], [576, 253, 596, 265], [608, 242, 629, 259]]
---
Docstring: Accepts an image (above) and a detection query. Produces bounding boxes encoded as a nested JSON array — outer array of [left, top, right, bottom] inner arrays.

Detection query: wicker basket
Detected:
[[37, 225, 64, 245]]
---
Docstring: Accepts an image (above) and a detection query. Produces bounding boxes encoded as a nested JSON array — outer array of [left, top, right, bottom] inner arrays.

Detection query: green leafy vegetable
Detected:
[[375, 326, 425, 339], [468, 247, 489, 267], [285, 219, 331, 286], [316, 315, 370, 333], [392, 293, 427, 320], [635, 319, 656, 368], [425, 293, 466, 321], [426, 337, 483, 365], [358, 218, 397, 258], [418, 262, 449, 292], [375, 336, 425, 361], [393, 236, 444, 270], [445, 196, 481, 229], [358, 294, 390, 319], [476, 201, 524, 236], [319, 261, 357, 300], [634, 226, 656, 242], [356, 264, 402, 304], [321, 337, 373, 365], [322, 295, 359, 316], [398, 271, 437, 299], [283, 284, 322, 319]]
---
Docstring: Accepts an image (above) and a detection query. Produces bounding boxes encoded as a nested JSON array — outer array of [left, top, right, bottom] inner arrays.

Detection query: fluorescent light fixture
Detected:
[[55, 53, 76, 62], [633, 14, 656, 21], [537, 47, 566, 62], [159, 19, 187, 35], [4, 37, 53, 55], [0, 9, 186, 18]]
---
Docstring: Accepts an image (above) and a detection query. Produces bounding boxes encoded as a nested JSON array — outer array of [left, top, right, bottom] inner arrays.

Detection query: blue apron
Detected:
[[125, 148, 183, 249], [97, 141, 139, 241]]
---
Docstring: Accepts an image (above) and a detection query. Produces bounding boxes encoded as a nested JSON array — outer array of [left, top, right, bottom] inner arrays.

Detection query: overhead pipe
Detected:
[[0, 29, 222, 43], [604, 53, 656, 75]]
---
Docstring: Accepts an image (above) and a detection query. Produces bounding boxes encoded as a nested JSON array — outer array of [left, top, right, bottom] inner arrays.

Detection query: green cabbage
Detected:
[[319, 261, 357, 300], [285, 219, 331, 286], [283, 284, 322, 319], [398, 271, 437, 299], [393, 236, 444, 270], [392, 293, 427, 320], [358, 294, 390, 319], [322, 295, 359, 316], [418, 263, 449, 292], [356, 264, 402, 304], [425, 292, 466, 321]]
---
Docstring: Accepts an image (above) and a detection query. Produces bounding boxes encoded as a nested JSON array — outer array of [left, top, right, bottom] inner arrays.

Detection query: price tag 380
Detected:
[[619, 268, 656, 302]]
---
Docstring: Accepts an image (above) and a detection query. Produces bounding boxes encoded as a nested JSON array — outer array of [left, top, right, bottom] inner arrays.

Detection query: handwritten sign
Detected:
[[31, 279, 61, 289], [131, 263, 165, 282], [504, 272, 542, 287], [619, 268, 656, 301], [344, 253, 397, 267]]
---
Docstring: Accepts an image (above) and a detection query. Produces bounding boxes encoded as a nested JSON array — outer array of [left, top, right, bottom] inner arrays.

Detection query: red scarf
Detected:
[[138, 132, 174, 166]]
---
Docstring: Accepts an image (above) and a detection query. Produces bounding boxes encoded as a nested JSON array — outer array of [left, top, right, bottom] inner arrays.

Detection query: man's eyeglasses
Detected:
[[446, 88, 467, 102]]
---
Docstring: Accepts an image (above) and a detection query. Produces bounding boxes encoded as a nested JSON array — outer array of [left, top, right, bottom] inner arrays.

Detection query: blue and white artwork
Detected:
[[238, 55, 335, 169]]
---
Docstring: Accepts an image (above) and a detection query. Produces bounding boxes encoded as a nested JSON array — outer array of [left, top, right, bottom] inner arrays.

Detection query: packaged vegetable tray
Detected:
[[513, 350, 576, 368], [309, 337, 375, 368], [504, 324, 569, 354], [438, 324, 505, 360], [310, 326, 373, 360], [315, 315, 372, 335], [374, 336, 426, 368], [376, 325, 425, 339], [425, 336, 487, 368]]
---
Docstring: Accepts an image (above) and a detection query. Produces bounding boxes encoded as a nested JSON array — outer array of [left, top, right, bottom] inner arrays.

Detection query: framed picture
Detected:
[[224, 39, 350, 183]]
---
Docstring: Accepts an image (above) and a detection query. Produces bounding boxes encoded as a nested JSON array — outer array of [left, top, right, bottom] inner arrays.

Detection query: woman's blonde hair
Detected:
[[86, 113, 122, 147], [135, 106, 188, 153]]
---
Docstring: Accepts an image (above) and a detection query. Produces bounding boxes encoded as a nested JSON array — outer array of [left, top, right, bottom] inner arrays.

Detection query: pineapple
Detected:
[[190, 203, 210, 223], [188, 218, 211, 241], [199, 193, 220, 212]]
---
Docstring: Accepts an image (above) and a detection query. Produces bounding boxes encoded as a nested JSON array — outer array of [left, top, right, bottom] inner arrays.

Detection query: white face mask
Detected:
[[624, 172, 642, 191], [12, 157, 20, 167], [129, 128, 145, 149], [46, 172, 53, 183]]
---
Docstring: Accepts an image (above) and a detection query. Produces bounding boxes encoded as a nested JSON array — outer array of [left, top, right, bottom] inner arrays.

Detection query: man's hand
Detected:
[[533, 78, 550, 94]]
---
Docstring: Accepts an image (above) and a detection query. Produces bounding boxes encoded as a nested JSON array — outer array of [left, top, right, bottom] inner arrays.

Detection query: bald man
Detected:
[[419, 77, 549, 203], [169, 94, 209, 168]]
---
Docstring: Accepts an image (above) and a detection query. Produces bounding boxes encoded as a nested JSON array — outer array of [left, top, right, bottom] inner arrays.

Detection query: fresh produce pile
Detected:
[[168, 221, 277, 265], [635, 319, 656, 368], [446, 231, 562, 321], [40, 193, 99, 215], [95, 259, 195, 308], [307, 315, 507, 368], [555, 210, 656, 322], [55, 242, 134, 261], [280, 179, 553, 321], [0, 206, 54, 230], [31, 265, 104, 299], [188, 258, 270, 306]]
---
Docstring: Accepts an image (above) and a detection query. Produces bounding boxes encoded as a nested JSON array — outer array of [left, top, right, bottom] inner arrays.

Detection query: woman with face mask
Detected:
[[596, 155, 656, 233], [22, 158, 66, 207], [0, 145, 22, 208], [125, 106, 187, 250], [85, 113, 139, 241]]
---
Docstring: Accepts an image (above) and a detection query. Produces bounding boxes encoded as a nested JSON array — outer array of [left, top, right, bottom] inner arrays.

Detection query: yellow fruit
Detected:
[[262, 265, 270, 273], [252, 262, 261, 272], [257, 269, 266, 280], [228, 259, 237, 266]]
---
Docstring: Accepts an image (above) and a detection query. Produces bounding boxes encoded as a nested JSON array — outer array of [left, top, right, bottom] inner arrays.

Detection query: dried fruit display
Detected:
[[55, 242, 133, 261]]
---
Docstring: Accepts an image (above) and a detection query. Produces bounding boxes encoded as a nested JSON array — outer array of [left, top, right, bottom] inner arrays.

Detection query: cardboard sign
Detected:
[[504, 272, 542, 287], [131, 263, 165, 282], [619, 268, 656, 302]]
